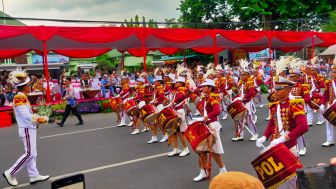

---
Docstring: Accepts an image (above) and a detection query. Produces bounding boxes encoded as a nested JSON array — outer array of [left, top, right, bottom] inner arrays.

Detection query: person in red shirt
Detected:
[[147, 76, 168, 144], [192, 79, 227, 182], [168, 76, 190, 157], [130, 77, 146, 135], [256, 76, 309, 189]]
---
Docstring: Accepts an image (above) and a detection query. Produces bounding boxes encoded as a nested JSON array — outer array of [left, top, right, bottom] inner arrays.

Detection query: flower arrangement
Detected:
[[97, 99, 112, 113]]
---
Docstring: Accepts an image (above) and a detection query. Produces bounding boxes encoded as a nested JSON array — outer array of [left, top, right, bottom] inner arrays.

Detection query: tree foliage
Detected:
[[122, 15, 158, 28], [95, 54, 114, 70], [322, 10, 336, 31], [178, 0, 336, 30]]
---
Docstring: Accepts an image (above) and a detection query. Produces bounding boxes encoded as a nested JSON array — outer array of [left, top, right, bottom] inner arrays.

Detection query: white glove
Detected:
[[270, 135, 286, 147], [320, 104, 325, 112], [256, 136, 266, 148], [192, 117, 205, 122]]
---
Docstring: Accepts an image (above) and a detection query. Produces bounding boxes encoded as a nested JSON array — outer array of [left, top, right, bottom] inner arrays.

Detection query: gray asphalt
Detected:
[[0, 96, 335, 189]]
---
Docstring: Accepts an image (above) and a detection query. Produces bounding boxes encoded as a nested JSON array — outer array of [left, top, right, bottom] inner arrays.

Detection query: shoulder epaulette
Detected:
[[13, 94, 28, 107]]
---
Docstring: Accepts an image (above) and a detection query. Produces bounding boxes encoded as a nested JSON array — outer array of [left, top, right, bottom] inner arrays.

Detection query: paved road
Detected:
[[1, 97, 335, 189]]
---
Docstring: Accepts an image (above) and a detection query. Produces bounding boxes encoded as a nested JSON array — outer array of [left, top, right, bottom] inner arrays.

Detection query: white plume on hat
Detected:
[[275, 57, 290, 76], [207, 63, 214, 70], [215, 64, 224, 72], [239, 59, 250, 73], [8, 67, 30, 87], [197, 65, 205, 74], [204, 68, 217, 79], [311, 56, 318, 65], [290, 58, 306, 70]]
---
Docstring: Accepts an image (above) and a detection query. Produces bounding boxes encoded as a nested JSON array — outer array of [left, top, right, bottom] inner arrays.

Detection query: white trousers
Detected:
[[326, 120, 334, 143], [8, 128, 39, 177], [306, 106, 323, 125]]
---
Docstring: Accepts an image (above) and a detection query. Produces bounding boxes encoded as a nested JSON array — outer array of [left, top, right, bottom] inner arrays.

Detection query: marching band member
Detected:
[[3, 69, 49, 187], [231, 69, 259, 142], [117, 77, 131, 127], [130, 76, 146, 135], [288, 68, 311, 156], [256, 76, 309, 189], [304, 68, 325, 126], [168, 76, 190, 157], [147, 75, 168, 144], [321, 67, 336, 147], [193, 79, 227, 182]]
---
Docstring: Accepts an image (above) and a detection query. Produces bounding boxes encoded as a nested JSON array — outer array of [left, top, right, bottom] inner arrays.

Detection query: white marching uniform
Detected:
[[6, 92, 40, 177], [208, 121, 224, 154]]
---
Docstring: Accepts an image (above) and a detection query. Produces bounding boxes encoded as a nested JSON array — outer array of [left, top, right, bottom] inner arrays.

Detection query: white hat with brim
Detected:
[[168, 73, 176, 81], [173, 76, 185, 83], [275, 76, 295, 90], [137, 77, 145, 83], [200, 79, 215, 87], [15, 77, 30, 87]]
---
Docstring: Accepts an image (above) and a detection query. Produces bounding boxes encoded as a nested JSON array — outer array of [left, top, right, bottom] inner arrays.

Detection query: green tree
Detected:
[[134, 15, 140, 27], [165, 18, 181, 28], [322, 10, 336, 31], [142, 16, 147, 28], [178, 0, 336, 30], [96, 54, 114, 70]]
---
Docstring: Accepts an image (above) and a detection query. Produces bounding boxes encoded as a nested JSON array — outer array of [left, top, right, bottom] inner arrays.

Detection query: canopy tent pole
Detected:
[[230, 49, 235, 66], [311, 36, 315, 60], [183, 50, 186, 66], [121, 51, 125, 70], [43, 41, 51, 103], [213, 32, 218, 67], [141, 39, 147, 72]]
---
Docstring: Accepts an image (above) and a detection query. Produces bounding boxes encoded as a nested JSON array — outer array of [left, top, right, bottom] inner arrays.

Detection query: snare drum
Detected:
[[227, 100, 247, 120], [155, 107, 181, 133], [124, 99, 139, 117], [110, 97, 123, 112], [251, 143, 302, 189], [309, 92, 322, 110], [184, 121, 213, 152], [323, 103, 336, 126], [139, 104, 156, 120]]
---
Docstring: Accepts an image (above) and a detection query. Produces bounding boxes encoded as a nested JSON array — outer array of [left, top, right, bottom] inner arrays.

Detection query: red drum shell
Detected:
[[156, 107, 181, 132], [323, 103, 336, 126], [140, 104, 156, 120], [185, 121, 212, 152], [251, 143, 302, 189], [227, 100, 247, 120]]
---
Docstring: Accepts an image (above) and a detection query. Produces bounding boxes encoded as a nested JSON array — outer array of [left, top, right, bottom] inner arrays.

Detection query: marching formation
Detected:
[[3, 56, 336, 188]]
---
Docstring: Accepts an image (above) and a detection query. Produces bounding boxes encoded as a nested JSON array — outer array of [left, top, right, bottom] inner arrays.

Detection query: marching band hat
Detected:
[[172, 76, 185, 83], [8, 67, 31, 87], [200, 79, 215, 87], [168, 73, 176, 81], [289, 68, 301, 75], [275, 76, 295, 90]]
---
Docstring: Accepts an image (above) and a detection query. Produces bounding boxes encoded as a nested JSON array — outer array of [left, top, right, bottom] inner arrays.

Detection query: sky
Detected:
[[2, 0, 181, 26]]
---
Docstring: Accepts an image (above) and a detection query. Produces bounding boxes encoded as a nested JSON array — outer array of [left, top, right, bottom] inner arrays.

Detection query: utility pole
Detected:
[[2, 0, 5, 25]]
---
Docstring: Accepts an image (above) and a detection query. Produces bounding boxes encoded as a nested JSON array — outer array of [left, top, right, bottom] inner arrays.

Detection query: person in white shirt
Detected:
[[3, 69, 49, 187]]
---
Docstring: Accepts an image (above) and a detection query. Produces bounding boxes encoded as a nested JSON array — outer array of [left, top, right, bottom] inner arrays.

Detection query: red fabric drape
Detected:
[[0, 49, 31, 58], [218, 30, 266, 43], [127, 48, 149, 57], [269, 31, 314, 43], [53, 49, 111, 58], [158, 48, 179, 55], [57, 27, 138, 43], [148, 28, 210, 43], [0, 25, 28, 39]]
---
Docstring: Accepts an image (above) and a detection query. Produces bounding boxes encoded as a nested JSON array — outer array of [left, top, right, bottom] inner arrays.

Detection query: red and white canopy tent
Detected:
[[1, 25, 336, 102]]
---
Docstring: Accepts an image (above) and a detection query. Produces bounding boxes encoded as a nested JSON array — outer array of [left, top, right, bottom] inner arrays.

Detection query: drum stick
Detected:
[[242, 123, 266, 149]]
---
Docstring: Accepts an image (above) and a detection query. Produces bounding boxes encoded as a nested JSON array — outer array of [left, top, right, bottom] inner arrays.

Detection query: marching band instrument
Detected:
[[124, 99, 139, 117], [155, 107, 181, 133], [323, 103, 336, 127], [227, 100, 247, 121], [252, 143, 303, 189], [110, 97, 123, 112], [184, 121, 215, 152]]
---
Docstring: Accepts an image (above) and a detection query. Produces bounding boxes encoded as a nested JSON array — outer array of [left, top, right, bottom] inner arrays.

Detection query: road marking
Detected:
[[4, 152, 168, 189], [39, 125, 118, 139]]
